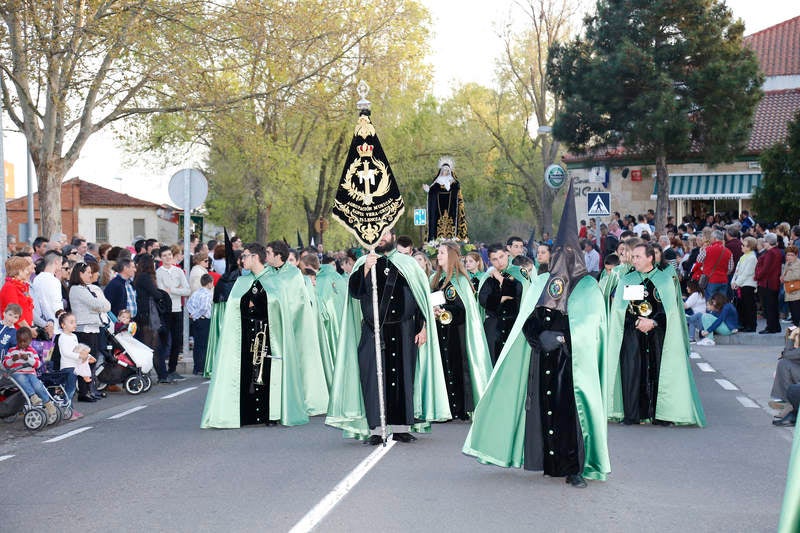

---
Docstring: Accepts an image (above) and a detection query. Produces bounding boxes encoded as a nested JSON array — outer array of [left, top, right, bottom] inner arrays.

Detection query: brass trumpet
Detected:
[[251, 324, 270, 386], [438, 309, 453, 325]]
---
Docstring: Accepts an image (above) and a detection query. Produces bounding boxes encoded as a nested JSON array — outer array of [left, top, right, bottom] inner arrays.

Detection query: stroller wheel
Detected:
[[24, 407, 47, 431], [125, 375, 145, 395], [141, 374, 152, 392], [96, 381, 107, 391], [60, 404, 74, 421], [45, 404, 62, 426]]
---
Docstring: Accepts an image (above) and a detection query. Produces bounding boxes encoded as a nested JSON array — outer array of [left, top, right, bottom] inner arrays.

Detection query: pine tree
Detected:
[[547, 0, 763, 233]]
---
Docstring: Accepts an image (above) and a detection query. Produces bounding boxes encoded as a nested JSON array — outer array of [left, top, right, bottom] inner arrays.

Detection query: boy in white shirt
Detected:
[[156, 246, 191, 381]]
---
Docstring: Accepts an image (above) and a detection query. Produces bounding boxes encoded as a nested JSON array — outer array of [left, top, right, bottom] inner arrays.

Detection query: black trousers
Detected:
[[760, 287, 780, 332], [737, 286, 757, 331], [75, 331, 99, 396], [166, 310, 183, 373], [788, 299, 800, 327]]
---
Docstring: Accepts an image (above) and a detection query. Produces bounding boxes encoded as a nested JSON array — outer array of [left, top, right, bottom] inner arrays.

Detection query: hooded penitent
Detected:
[[463, 179, 610, 481]]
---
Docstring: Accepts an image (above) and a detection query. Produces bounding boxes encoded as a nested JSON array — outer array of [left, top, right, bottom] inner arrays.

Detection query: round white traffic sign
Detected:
[[168, 168, 208, 209]]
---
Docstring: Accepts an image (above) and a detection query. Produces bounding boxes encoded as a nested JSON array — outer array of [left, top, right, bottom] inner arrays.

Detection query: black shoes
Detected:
[[759, 329, 781, 334], [392, 432, 417, 443], [773, 413, 797, 427], [365, 435, 384, 446], [566, 475, 587, 488], [77, 395, 97, 403]]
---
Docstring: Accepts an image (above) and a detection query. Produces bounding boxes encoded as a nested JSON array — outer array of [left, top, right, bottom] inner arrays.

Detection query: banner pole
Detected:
[[368, 246, 388, 445]]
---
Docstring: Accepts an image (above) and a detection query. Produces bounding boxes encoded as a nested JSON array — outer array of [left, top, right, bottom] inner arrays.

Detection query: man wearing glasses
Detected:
[[202, 242, 326, 429]]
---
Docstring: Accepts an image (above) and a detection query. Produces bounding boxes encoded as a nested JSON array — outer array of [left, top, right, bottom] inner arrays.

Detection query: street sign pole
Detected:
[[182, 169, 191, 362]]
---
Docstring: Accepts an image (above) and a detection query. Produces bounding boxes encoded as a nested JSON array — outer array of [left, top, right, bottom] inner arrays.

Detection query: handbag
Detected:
[[785, 280, 800, 293], [698, 247, 725, 291]]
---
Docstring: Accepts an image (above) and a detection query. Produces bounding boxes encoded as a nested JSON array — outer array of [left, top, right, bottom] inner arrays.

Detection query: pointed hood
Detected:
[[296, 229, 304, 249], [536, 179, 588, 314], [224, 228, 237, 273]]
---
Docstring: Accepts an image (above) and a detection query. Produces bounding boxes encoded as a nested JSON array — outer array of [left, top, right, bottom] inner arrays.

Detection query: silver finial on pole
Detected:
[[356, 80, 371, 111]]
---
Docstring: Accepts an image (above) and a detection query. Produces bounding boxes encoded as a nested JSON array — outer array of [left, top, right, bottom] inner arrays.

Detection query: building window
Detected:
[[133, 218, 146, 238], [95, 218, 109, 243]]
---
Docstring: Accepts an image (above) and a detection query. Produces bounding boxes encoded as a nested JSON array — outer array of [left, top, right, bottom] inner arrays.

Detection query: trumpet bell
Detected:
[[637, 301, 653, 317], [438, 310, 453, 325]]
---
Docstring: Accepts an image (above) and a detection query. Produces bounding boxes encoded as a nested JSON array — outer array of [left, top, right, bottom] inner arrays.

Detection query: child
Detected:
[[688, 293, 740, 346], [2, 326, 58, 421], [57, 311, 96, 404], [684, 280, 706, 316], [0, 303, 22, 354], [114, 309, 135, 335], [185, 274, 213, 375]]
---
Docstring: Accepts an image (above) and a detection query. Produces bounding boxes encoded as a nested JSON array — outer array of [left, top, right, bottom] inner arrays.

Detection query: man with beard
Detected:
[[607, 243, 705, 426], [326, 229, 450, 444], [478, 244, 528, 365], [464, 180, 610, 488]]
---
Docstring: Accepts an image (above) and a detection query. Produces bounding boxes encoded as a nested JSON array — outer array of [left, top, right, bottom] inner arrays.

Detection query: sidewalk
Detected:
[[710, 317, 787, 346]]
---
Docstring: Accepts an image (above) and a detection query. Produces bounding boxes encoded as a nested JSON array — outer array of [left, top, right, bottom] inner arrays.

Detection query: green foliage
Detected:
[[547, 0, 763, 232], [752, 111, 800, 224], [548, 0, 762, 161]]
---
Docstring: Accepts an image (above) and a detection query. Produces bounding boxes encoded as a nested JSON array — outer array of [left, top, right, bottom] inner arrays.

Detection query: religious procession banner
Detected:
[[332, 105, 404, 248]]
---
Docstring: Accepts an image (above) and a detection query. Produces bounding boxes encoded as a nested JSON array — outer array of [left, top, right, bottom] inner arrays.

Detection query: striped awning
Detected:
[[651, 173, 762, 200]]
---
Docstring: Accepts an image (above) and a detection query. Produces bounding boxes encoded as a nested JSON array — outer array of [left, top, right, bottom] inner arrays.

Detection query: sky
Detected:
[[2, 0, 798, 206]]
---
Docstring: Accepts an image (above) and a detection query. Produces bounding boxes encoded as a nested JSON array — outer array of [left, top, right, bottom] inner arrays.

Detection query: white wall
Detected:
[[78, 207, 161, 245]]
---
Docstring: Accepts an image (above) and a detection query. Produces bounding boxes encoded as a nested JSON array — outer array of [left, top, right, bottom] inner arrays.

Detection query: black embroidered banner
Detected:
[[332, 109, 404, 248]]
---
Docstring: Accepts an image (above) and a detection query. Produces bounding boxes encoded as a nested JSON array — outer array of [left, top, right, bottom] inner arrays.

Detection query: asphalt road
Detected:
[[0, 343, 793, 533]]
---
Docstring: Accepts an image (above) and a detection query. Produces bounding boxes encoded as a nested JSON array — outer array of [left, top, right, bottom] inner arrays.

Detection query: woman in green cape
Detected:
[[430, 242, 493, 420]]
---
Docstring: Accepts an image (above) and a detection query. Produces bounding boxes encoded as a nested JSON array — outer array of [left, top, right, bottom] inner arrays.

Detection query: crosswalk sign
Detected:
[[587, 192, 610, 216], [413, 208, 427, 226]]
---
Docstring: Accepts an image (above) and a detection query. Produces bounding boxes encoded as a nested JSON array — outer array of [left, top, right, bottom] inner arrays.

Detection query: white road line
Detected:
[[715, 379, 739, 391], [696, 362, 715, 373], [161, 386, 198, 399], [289, 439, 397, 533], [108, 405, 148, 420], [0, 455, 14, 462], [689, 352, 701, 359], [202, 380, 211, 385], [737, 396, 760, 409], [43, 426, 93, 443]]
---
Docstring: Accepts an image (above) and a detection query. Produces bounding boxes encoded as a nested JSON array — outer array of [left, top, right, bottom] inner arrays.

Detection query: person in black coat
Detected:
[[103, 258, 137, 316], [133, 254, 172, 383]]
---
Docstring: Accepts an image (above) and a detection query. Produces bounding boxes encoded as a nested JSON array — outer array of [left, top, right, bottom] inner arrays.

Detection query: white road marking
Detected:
[[0, 455, 14, 462], [161, 386, 197, 399], [108, 406, 147, 419], [689, 352, 701, 359], [289, 439, 397, 533], [202, 380, 211, 385], [696, 362, 715, 372], [737, 396, 760, 409], [43, 426, 93, 443], [715, 379, 738, 391]]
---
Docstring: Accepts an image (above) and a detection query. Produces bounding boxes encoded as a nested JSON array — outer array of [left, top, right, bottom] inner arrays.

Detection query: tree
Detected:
[[141, 0, 431, 246], [0, 1, 210, 236], [465, 0, 578, 236], [752, 110, 800, 224], [547, 0, 763, 233]]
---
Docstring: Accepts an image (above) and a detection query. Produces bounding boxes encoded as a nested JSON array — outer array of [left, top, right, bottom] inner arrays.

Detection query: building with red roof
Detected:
[[5, 177, 181, 245]]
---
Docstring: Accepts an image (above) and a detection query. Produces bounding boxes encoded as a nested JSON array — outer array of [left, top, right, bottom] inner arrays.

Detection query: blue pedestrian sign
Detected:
[[413, 208, 427, 226], [587, 192, 610, 216]]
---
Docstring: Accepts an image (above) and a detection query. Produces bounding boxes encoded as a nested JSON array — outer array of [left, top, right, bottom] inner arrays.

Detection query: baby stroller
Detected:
[[39, 366, 75, 422], [0, 364, 67, 430], [96, 325, 154, 395]]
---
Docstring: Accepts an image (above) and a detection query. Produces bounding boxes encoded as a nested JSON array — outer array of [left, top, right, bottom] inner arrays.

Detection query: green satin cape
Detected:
[[463, 274, 611, 481], [325, 250, 452, 439], [436, 272, 493, 404], [315, 264, 346, 387], [200, 264, 328, 428], [202, 301, 226, 378], [606, 267, 706, 426], [779, 422, 800, 532]]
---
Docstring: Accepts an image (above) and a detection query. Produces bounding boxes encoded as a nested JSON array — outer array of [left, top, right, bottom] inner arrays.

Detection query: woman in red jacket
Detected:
[[0, 256, 35, 329], [755, 234, 784, 334]]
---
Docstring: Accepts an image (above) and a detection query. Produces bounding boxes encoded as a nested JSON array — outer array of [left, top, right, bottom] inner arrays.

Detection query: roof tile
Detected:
[[744, 15, 800, 77]]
